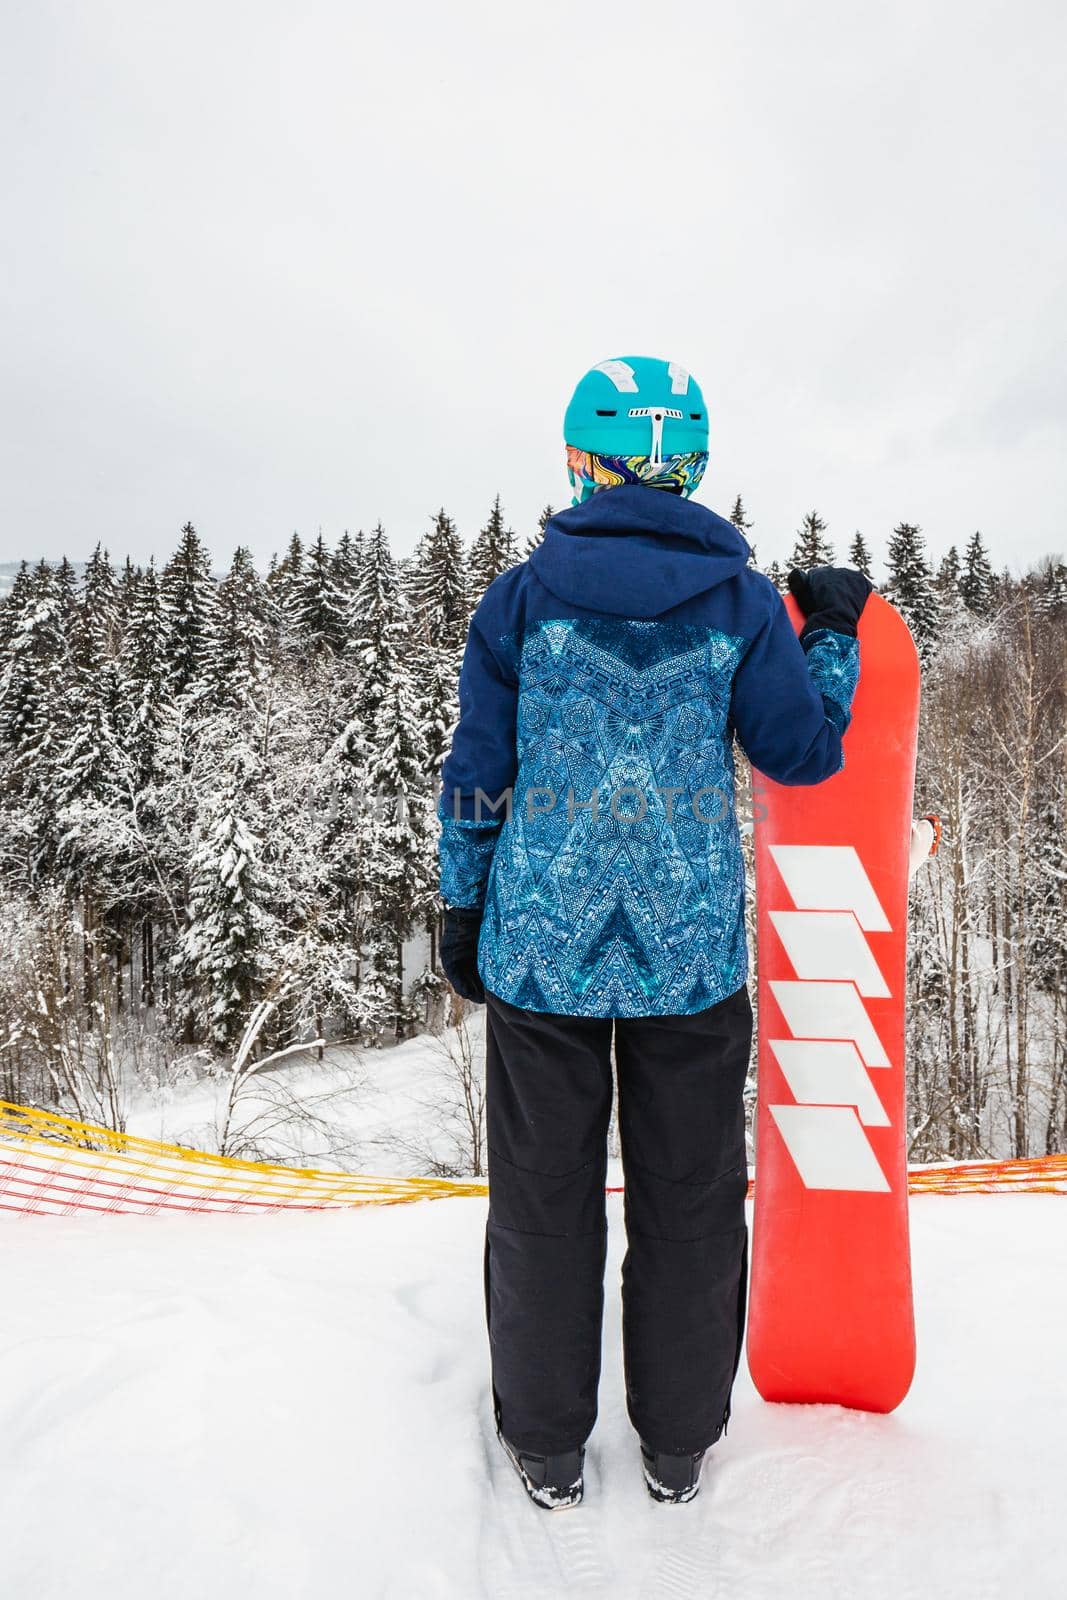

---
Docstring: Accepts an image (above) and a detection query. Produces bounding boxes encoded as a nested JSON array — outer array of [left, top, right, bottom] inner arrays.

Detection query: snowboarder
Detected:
[[438, 357, 871, 1508]]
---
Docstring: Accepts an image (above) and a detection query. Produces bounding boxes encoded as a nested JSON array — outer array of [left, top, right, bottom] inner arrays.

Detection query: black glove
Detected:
[[788, 565, 873, 639], [440, 906, 486, 1004]]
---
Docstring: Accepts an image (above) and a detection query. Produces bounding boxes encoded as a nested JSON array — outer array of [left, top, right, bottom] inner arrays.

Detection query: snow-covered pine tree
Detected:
[[0, 561, 69, 872], [293, 533, 347, 656], [937, 544, 961, 593], [404, 512, 473, 987], [314, 701, 374, 982], [119, 560, 169, 788], [764, 559, 786, 591], [1032, 556, 1067, 615], [266, 532, 306, 653], [522, 504, 555, 559], [935, 545, 965, 630], [1028, 787, 1066, 1000], [0, 562, 31, 655], [177, 791, 271, 1049], [407, 625, 457, 1007], [161, 523, 218, 700], [58, 547, 123, 809], [362, 654, 434, 1037], [729, 495, 757, 565], [959, 530, 995, 616], [208, 547, 277, 707], [414, 641, 460, 788], [884, 522, 941, 659], [275, 532, 305, 587], [331, 530, 363, 609], [402, 518, 466, 906], [407, 509, 469, 652], [117, 556, 141, 629], [352, 522, 409, 727], [104, 557, 176, 1011], [848, 531, 874, 580], [0, 562, 67, 772], [81, 545, 120, 655], [729, 494, 752, 535], [788, 510, 835, 569], [468, 495, 520, 602], [54, 555, 80, 635], [48, 552, 130, 1007]]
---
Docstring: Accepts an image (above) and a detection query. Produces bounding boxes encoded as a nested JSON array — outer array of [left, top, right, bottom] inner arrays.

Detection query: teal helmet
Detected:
[[563, 357, 709, 502]]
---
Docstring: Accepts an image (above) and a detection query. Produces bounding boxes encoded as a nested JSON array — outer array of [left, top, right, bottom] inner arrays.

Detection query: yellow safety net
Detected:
[[0, 1100, 487, 1215], [0, 1100, 1063, 1216]]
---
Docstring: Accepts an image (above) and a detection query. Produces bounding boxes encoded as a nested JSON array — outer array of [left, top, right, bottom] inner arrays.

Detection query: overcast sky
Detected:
[[2, 0, 1064, 577]]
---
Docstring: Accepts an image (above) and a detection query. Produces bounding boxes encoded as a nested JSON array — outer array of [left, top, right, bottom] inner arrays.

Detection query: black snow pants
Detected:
[[483, 984, 752, 1459]]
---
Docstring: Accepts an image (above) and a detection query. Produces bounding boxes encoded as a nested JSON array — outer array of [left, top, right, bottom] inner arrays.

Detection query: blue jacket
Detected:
[[439, 485, 859, 1017]]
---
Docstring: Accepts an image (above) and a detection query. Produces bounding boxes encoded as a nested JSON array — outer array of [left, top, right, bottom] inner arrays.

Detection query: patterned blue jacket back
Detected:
[[440, 485, 859, 1018]]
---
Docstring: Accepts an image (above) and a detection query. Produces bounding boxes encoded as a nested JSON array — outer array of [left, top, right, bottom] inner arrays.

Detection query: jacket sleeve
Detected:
[[438, 604, 519, 909], [730, 592, 860, 786]]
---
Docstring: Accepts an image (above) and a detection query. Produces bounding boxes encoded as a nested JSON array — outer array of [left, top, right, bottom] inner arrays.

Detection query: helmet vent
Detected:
[[690, 412, 703, 420], [595, 409, 617, 416]]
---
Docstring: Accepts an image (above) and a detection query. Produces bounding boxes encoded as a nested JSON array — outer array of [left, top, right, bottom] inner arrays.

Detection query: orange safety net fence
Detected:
[[904, 1155, 1067, 1195], [0, 1101, 1064, 1217]]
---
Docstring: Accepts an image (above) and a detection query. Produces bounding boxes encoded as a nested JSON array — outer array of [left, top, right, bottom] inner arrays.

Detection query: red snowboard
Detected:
[[747, 593, 919, 1413]]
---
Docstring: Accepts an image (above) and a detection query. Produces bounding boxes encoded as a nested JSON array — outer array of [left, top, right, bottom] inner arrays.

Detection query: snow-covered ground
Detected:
[[1, 1193, 1062, 1599], [123, 1016, 496, 1178]]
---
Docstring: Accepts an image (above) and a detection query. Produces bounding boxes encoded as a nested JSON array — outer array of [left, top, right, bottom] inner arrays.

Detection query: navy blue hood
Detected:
[[529, 484, 751, 618]]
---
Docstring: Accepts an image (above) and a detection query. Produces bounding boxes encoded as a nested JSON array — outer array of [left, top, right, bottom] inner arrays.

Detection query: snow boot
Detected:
[[640, 1441, 706, 1504], [498, 1433, 585, 1510]]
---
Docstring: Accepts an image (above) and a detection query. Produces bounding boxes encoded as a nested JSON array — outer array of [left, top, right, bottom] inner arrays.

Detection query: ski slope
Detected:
[[1, 1194, 1062, 1600]]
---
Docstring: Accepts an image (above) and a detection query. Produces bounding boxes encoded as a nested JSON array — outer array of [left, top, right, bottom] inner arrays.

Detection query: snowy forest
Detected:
[[0, 499, 1063, 1164]]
